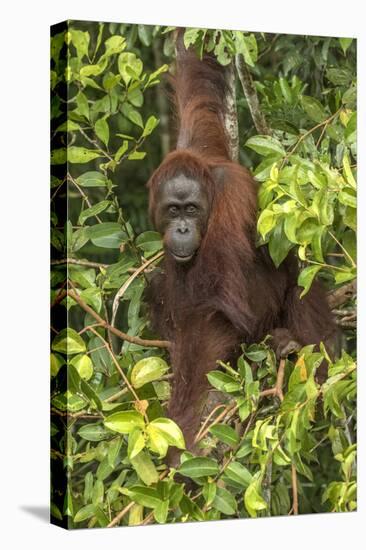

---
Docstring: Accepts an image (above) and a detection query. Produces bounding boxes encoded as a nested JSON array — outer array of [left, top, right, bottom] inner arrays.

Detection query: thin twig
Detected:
[[107, 502, 134, 528], [78, 323, 103, 335], [67, 288, 170, 349], [68, 173, 103, 223], [87, 326, 145, 416], [194, 402, 239, 444], [111, 250, 164, 327], [328, 231, 356, 268], [104, 387, 129, 403], [280, 107, 342, 168], [78, 126, 114, 162], [195, 403, 229, 442], [52, 258, 108, 269]]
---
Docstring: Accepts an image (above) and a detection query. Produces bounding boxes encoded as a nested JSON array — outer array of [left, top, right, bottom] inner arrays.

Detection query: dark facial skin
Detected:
[[155, 175, 210, 264]]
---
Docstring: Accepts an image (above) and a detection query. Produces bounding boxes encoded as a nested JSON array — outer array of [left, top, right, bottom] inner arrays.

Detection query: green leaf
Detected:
[[51, 148, 67, 165], [135, 231, 163, 257], [51, 32, 65, 64], [235, 32, 258, 66], [225, 461, 253, 487], [210, 424, 239, 447], [214, 34, 231, 66], [122, 486, 161, 508], [103, 72, 122, 91], [131, 356, 169, 388], [345, 112, 356, 144], [202, 482, 217, 506], [80, 287, 103, 313], [50, 353, 64, 377], [146, 424, 169, 457], [138, 25, 153, 47], [70, 29, 90, 60], [118, 52, 143, 85], [70, 354, 93, 381], [245, 344, 267, 361], [55, 120, 81, 133], [128, 427, 145, 459], [254, 156, 280, 182], [334, 269, 356, 284], [312, 188, 334, 226], [115, 141, 129, 162], [80, 60, 107, 77], [92, 480, 104, 506], [279, 77, 293, 103], [77, 424, 110, 441], [104, 35, 126, 56], [74, 504, 96, 522], [76, 171, 108, 187], [207, 371, 236, 391], [244, 475, 267, 517], [268, 222, 294, 267], [75, 91, 89, 120], [87, 222, 127, 249], [50, 502, 63, 520], [130, 450, 159, 485], [246, 135, 285, 157], [298, 265, 321, 297], [52, 328, 86, 355], [142, 115, 159, 137], [128, 87, 144, 107], [326, 67, 353, 86], [178, 457, 219, 478], [273, 445, 291, 466], [339, 188, 356, 209], [146, 64, 169, 87], [121, 102, 144, 128], [128, 151, 146, 160], [342, 230, 356, 264], [105, 411, 145, 434], [107, 437, 123, 467], [153, 499, 169, 524], [257, 209, 276, 239], [95, 118, 109, 147], [212, 486, 237, 515], [311, 226, 325, 263], [68, 265, 95, 288], [339, 37, 353, 55], [68, 147, 103, 164], [63, 485, 73, 517], [344, 205, 356, 230], [183, 28, 202, 49], [128, 504, 143, 526], [343, 153, 356, 189], [301, 96, 327, 123], [78, 200, 110, 225], [148, 418, 185, 449]]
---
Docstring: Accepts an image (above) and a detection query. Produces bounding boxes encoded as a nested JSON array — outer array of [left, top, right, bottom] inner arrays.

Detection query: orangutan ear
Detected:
[[209, 164, 227, 187]]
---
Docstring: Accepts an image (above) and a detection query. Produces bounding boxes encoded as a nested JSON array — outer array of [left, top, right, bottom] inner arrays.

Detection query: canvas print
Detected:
[[50, 21, 357, 528]]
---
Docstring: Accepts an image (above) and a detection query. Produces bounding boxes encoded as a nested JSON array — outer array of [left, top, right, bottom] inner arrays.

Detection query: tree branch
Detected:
[[52, 258, 108, 269], [67, 289, 170, 349], [224, 62, 239, 162], [327, 280, 356, 309], [235, 54, 271, 135]]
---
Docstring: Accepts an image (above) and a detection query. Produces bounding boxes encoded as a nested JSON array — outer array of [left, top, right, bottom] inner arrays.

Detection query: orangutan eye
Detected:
[[186, 204, 197, 214], [168, 205, 179, 216]]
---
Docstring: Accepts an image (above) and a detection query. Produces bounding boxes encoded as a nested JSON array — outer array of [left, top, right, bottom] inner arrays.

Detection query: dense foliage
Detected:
[[50, 22, 357, 528]]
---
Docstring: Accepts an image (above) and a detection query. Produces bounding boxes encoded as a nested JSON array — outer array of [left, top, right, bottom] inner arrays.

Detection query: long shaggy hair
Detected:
[[147, 30, 338, 453]]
